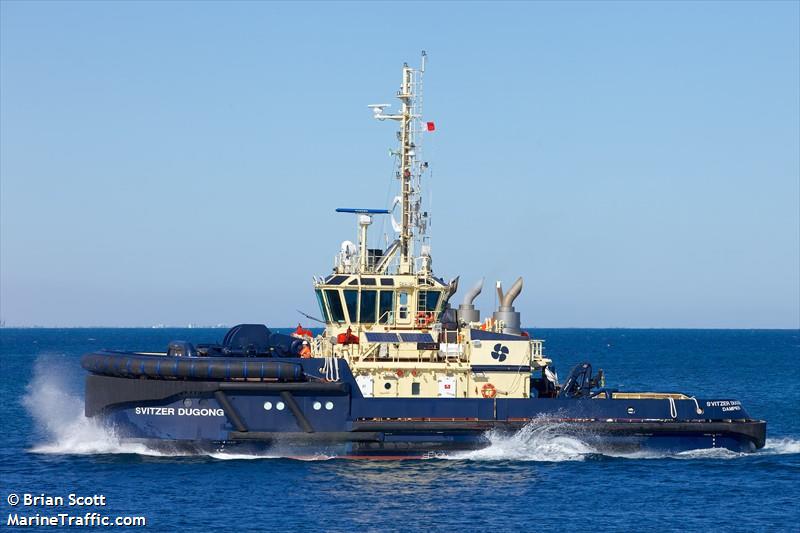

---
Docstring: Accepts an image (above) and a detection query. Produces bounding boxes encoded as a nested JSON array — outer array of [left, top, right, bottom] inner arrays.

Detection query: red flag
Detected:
[[426, 121, 435, 131]]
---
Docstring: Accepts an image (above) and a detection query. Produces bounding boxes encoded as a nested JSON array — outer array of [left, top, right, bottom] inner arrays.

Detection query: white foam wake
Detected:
[[450, 422, 596, 462], [23, 356, 171, 457], [445, 421, 800, 462], [761, 437, 800, 455], [22, 356, 329, 460], [665, 438, 800, 460]]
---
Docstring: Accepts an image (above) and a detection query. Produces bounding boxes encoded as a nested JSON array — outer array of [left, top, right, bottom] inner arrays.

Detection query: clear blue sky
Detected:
[[1, 1, 798, 328]]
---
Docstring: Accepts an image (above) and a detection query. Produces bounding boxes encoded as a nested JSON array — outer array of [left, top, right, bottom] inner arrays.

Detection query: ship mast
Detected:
[[399, 63, 413, 273], [369, 51, 428, 275]]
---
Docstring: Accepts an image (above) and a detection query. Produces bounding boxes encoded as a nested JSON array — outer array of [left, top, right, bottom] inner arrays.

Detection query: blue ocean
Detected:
[[1, 328, 798, 532]]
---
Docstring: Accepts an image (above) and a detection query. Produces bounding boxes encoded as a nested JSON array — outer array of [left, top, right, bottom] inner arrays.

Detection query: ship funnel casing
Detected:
[[493, 277, 523, 334], [457, 278, 484, 324]]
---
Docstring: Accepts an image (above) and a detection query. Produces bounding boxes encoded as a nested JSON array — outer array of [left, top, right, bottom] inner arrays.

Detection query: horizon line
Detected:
[[1, 325, 798, 331]]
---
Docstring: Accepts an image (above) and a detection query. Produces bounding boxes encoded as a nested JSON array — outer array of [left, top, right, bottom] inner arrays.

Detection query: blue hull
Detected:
[[83, 355, 766, 458]]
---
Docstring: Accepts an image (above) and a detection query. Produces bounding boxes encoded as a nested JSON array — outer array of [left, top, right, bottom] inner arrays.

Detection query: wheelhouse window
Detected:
[[315, 289, 330, 323], [420, 291, 442, 312], [398, 291, 409, 319], [378, 290, 394, 324], [360, 290, 377, 323], [324, 289, 345, 322], [343, 290, 359, 323]]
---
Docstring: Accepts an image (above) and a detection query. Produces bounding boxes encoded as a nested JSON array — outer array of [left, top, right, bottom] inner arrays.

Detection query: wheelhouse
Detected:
[[314, 274, 448, 329]]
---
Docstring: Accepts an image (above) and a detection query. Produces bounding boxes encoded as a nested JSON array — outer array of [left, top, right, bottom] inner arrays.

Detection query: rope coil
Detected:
[[668, 397, 678, 419]]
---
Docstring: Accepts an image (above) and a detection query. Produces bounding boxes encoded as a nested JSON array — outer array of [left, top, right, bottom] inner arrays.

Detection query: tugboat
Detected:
[[81, 53, 766, 457]]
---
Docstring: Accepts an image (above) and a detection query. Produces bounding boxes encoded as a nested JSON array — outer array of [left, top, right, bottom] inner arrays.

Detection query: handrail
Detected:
[[357, 342, 381, 363]]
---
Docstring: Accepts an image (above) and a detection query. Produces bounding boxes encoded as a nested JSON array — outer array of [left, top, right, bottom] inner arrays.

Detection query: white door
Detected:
[[438, 376, 457, 398], [356, 375, 374, 397]]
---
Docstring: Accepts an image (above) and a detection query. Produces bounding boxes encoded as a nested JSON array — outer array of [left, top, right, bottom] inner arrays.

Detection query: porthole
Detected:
[[313, 401, 322, 411], [325, 401, 334, 411], [626, 407, 635, 415], [276, 401, 286, 411], [263, 401, 273, 411], [183, 398, 192, 408]]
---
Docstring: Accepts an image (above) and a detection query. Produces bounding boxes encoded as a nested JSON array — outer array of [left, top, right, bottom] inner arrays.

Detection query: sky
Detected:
[[1, 1, 798, 328]]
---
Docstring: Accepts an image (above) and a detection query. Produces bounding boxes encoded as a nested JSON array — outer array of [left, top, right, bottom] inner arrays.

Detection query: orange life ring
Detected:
[[481, 383, 497, 399], [416, 311, 434, 327]]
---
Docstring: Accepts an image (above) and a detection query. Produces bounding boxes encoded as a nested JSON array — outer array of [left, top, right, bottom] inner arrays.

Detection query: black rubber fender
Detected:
[[80, 351, 304, 381]]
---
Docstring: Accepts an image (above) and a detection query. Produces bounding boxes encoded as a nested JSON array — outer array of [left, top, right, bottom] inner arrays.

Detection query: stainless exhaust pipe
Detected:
[[457, 278, 483, 325], [501, 277, 523, 309], [493, 277, 523, 334]]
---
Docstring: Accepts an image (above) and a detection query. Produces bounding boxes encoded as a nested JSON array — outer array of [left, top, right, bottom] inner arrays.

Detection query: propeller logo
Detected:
[[491, 344, 509, 362]]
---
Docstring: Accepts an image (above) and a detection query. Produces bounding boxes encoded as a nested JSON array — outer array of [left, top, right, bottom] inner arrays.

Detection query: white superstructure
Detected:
[[307, 53, 553, 400]]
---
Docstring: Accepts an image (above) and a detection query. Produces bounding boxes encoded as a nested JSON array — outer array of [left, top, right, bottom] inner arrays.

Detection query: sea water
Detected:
[[1, 328, 798, 532]]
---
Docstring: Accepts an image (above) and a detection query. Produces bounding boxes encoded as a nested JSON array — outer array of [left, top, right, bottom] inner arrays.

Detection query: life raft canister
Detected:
[[295, 324, 314, 338], [481, 383, 497, 398], [336, 326, 359, 345]]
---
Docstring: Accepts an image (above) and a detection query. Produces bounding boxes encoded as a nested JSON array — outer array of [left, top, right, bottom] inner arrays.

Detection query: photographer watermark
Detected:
[[6, 492, 146, 527]]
